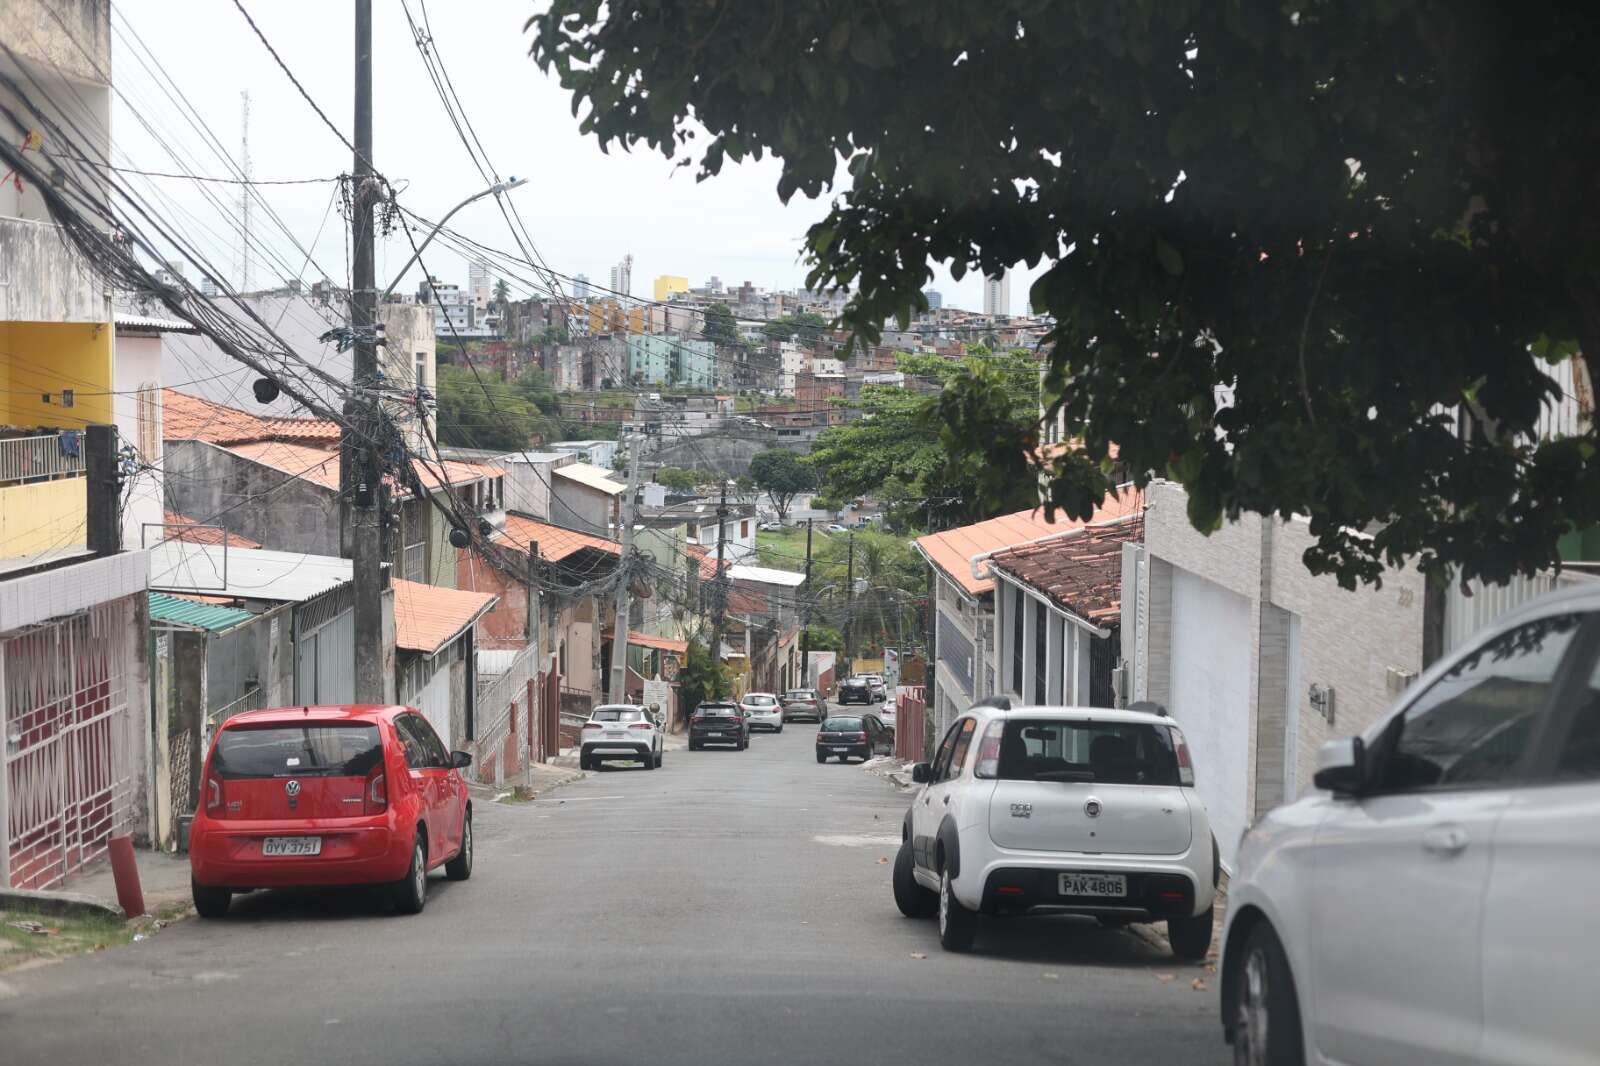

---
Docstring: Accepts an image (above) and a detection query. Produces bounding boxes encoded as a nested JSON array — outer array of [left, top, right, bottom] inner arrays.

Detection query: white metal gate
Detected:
[[295, 608, 355, 705], [2, 600, 141, 890]]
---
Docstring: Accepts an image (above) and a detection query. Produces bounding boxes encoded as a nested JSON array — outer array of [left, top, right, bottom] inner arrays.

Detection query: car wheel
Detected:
[[937, 869, 978, 951], [1230, 922, 1305, 1066], [444, 813, 472, 881], [655, 748, 664, 768], [579, 750, 592, 771], [191, 879, 231, 919], [641, 749, 655, 771], [892, 841, 938, 919], [776, 725, 783, 734], [1168, 899, 1215, 960], [393, 835, 428, 915], [816, 751, 827, 763]]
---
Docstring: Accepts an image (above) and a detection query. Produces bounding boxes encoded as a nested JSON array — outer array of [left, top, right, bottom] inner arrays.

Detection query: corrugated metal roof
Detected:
[[115, 312, 199, 333], [148, 542, 354, 602], [147, 591, 255, 632], [728, 564, 807, 588], [553, 462, 626, 494]]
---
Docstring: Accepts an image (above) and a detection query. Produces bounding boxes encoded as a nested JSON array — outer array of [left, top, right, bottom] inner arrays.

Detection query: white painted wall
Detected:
[[113, 332, 165, 549], [1168, 566, 1252, 870]]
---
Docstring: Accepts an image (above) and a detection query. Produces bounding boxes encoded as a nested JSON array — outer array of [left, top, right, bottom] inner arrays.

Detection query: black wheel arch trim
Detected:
[[936, 816, 961, 879]]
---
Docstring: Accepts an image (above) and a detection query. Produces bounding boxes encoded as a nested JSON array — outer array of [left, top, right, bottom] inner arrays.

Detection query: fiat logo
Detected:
[[284, 779, 301, 798], [1084, 797, 1102, 818]]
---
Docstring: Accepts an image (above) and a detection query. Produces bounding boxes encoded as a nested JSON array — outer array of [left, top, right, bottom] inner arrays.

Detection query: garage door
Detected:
[[1168, 567, 1251, 871]]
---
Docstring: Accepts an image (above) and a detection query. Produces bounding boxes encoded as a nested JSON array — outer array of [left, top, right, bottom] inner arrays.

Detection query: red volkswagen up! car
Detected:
[[189, 705, 473, 917]]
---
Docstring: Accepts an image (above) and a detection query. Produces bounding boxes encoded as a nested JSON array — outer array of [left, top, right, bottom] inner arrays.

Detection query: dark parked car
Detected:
[[781, 688, 828, 722], [688, 702, 749, 751], [837, 677, 873, 705], [816, 714, 894, 763]]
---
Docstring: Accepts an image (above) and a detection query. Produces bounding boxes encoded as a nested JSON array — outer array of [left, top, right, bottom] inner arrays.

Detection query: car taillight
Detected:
[[1172, 727, 1195, 787], [583, 722, 603, 731], [628, 722, 651, 730], [205, 776, 223, 811], [851, 732, 867, 742], [365, 770, 387, 815]]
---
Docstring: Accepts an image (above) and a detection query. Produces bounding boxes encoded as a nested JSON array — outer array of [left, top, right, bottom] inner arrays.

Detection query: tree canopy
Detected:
[[748, 448, 816, 520], [435, 365, 560, 452], [806, 351, 1044, 530], [654, 466, 703, 494], [700, 303, 739, 347], [529, 3, 1600, 587]]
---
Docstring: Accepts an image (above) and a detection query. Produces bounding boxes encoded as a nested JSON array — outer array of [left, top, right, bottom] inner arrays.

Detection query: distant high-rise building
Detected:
[[610, 254, 634, 298], [923, 288, 943, 310], [468, 258, 492, 308], [653, 274, 689, 302], [982, 271, 1011, 318], [573, 274, 591, 300], [705, 275, 724, 294]]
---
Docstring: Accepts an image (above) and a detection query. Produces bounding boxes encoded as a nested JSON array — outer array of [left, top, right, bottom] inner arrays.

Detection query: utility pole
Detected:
[[709, 480, 729, 666], [346, 0, 385, 703], [607, 431, 646, 704], [799, 518, 813, 688], [843, 531, 855, 673]]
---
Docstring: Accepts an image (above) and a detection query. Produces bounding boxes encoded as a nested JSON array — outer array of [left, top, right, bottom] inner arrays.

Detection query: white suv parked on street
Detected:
[[1219, 589, 1600, 1066], [579, 705, 664, 770], [893, 698, 1218, 956], [739, 692, 784, 733]]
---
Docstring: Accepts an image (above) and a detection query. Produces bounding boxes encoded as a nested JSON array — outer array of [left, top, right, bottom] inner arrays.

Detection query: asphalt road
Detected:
[[0, 725, 1227, 1066]]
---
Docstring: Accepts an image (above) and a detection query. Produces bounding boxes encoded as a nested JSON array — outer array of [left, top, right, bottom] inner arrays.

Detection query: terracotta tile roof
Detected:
[[162, 511, 262, 549], [392, 579, 499, 654], [686, 543, 719, 580], [602, 628, 690, 655], [914, 489, 1143, 598], [163, 389, 341, 445], [497, 514, 620, 561], [989, 516, 1144, 626], [225, 440, 342, 490], [219, 442, 502, 496]]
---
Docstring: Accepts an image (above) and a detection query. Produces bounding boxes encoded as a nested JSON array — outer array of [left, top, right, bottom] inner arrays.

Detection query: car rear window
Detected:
[[977, 720, 1180, 786], [842, 678, 866, 686], [822, 717, 864, 731], [784, 690, 813, 700], [212, 724, 383, 779], [695, 705, 738, 717], [592, 708, 643, 722], [746, 695, 777, 706]]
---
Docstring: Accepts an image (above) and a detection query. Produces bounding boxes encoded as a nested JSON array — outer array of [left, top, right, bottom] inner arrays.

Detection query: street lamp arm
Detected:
[[381, 177, 527, 302]]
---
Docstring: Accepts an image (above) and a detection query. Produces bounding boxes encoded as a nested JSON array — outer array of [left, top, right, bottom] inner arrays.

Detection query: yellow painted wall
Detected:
[[0, 477, 86, 555], [0, 320, 115, 427], [653, 275, 689, 303]]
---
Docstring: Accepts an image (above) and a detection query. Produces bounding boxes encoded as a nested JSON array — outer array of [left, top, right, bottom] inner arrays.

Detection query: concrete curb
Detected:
[[0, 888, 125, 921]]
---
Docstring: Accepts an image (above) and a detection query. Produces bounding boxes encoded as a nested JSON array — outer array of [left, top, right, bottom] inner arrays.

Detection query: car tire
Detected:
[[1230, 922, 1305, 1066], [776, 725, 783, 734], [1168, 900, 1215, 960], [191, 880, 231, 919], [642, 748, 655, 771], [655, 748, 664, 768], [579, 750, 592, 771], [892, 841, 938, 919], [444, 813, 473, 881], [937, 869, 978, 952], [816, 751, 827, 764], [393, 835, 428, 915]]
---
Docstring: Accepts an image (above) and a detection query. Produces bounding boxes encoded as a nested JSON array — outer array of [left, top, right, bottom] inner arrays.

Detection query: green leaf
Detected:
[[1155, 238, 1184, 277]]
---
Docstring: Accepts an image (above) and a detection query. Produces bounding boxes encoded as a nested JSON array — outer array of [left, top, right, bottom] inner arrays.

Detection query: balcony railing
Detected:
[[0, 433, 85, 487]]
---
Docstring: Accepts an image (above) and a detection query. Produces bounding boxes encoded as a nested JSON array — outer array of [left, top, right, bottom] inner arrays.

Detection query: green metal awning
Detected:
[[147, 592, 255, 633]]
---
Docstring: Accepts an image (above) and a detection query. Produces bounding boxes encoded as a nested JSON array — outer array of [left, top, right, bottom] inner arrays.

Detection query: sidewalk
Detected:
[[469, 759, 589, 802], [0, 847, 195, 920]]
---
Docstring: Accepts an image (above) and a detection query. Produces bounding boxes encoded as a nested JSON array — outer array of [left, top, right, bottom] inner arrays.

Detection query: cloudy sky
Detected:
[[107, 1, 1038, 316]]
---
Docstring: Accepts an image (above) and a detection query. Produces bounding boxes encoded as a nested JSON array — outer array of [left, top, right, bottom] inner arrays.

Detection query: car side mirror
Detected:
[[451, 750, 473, 770], [1312, 736, 1364, 796], [911, 762, 931, 784]]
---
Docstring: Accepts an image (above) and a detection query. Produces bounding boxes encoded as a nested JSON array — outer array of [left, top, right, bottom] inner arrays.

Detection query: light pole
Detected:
[[382, 177, 528, 302]]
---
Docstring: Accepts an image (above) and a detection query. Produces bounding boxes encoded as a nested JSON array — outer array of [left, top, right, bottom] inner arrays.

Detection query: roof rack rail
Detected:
[[1128, 700, 1167, 717], [970, 696, 1012, 711]]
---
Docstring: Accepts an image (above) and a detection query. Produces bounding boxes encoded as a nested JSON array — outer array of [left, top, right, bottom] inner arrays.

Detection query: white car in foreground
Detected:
[[893, 698, 1216, 956], [579, 705, 664, 770], [739, 692, 784, 733], [1220, 588, 1600, 1066]]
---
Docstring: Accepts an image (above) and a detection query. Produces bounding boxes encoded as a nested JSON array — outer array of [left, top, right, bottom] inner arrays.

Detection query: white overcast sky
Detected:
[[107, 1, 1040, 316]]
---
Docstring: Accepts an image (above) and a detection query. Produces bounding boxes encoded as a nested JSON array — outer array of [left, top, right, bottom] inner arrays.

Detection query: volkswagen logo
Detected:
[[284, 779, 301, 798], [1084, 797, 1102, 819]]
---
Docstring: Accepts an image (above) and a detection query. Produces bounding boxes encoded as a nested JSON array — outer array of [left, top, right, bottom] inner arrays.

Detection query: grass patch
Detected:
[[0, 902, 191, 971], [755, 527, 808, 572]]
